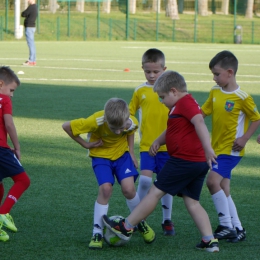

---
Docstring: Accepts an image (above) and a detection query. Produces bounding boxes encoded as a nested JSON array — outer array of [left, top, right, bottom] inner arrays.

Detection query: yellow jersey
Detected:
[[129, 82, 169, 152], [70, 110, 138, 160], [201, 86, 260, 156]]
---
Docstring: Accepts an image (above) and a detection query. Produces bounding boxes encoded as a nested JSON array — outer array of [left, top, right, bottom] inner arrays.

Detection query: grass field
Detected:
[[0, 41, 260, 260]]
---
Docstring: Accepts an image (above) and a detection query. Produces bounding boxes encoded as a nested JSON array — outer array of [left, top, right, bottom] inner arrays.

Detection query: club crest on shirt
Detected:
[[225, 100, 234, 112]]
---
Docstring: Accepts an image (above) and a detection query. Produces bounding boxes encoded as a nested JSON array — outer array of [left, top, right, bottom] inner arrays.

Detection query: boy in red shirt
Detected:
[[0, 66, 30, 241], [103, 71, 219, 252]]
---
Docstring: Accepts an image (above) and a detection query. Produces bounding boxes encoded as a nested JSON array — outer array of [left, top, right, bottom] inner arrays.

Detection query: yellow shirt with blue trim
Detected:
[[201, 86, 260, 156], [70, 110, 138, 160], [129, 82, 169, 152]]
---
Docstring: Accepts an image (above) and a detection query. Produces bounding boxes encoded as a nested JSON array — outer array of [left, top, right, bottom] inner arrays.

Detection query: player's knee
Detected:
[[100, 184, 113, 199]]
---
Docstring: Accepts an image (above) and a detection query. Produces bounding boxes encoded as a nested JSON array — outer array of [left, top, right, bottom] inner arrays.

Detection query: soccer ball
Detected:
[[103, 215, 129, 247]]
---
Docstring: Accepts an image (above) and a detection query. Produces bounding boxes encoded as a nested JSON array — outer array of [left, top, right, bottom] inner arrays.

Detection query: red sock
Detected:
[[0, 172, 30, 214], [0, 182, 4, 205]]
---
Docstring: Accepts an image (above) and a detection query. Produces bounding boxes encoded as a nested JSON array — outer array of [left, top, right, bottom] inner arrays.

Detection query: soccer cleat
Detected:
[[23, 61, 36, 66], [88, 233, 103, 249], [102, 215, 133, 241], [0, 222, 9, 242], [0, 214, 17, 232], [137, 220, 156, 244], [213, 225, 237, 240], [226, 227, 246, 243], [196, 238, 219, 253], [162, 220, 175, 236]]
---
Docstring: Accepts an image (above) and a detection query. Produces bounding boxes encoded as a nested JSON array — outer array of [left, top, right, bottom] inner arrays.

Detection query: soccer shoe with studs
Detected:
[[213, 225, 237, 240], [137, 220, 156, 244], [162, 220, 175, 236], [88, 233, 103, 249], [0, 214, 17, 232], [0, 222, 9, 242], [196, 238, 219, 253], [102, 215, 133, 241], [226, 227, 246, 243]]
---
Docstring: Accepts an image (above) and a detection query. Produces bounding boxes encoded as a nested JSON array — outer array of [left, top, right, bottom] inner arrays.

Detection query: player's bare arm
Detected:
[[149, 130, 166, 156], [191, 114, 217, 169], [232, 120, 260, 151], [127, 134, 138, 168], [62, 121, 103, 149], [4, 114, 21, 160]]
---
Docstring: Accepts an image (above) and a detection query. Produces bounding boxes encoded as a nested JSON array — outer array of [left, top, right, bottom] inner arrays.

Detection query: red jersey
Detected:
[[166, 94, 206, 162], [0, 94, 12, 148]]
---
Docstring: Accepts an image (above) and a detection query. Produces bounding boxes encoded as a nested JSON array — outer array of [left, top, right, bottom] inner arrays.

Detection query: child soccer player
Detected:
[[0, 66, 31, 242], [62, 98, 155, 250], [201, 50, 260, 242], [103, 71, 219, 253], [129, 48, 174, 235]]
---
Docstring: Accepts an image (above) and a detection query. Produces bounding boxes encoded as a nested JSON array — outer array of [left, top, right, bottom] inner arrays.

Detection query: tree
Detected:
[[165, 0, 179, 19], [222, 0, 229, 15], [245, 0, 254, 18], [198, 0, 208, 16]]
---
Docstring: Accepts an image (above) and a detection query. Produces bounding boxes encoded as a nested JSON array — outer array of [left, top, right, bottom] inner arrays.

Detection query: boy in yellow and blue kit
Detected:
[[201, 50, 260, 242], [129, 48, 174, 235], [62, 98, 155, 249]]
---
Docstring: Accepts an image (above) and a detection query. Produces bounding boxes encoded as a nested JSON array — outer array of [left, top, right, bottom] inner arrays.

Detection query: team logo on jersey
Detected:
[[142, 94, 146, 100], [225, 100, 234, 112]]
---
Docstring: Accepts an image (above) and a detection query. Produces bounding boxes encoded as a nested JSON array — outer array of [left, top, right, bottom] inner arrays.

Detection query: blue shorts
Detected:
[[154, 156, 209, 201], [140, 151, 169, 174], [92, 152, 139, 186], [0, 147, 25, 182], [212, 154, 242, 179]]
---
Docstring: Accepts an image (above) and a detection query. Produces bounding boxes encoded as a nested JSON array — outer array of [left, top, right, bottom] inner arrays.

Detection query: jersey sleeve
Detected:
[[201, 90, 213, 116], [242, 95, 260, 122], [70, 114, 98, 136], [181, 95, 202, 121], [2, 97, 12, 115], [129, 90, 139, 116], [126, 115, 138, 135]]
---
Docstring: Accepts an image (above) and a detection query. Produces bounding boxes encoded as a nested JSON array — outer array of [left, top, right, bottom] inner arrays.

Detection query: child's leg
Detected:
[[183, 195, 214, 238], [0, 172, 30, 214], [207, 171, 233, 228], [137, 173, 152, 200], [227, 195, 243, 229], [93, 183, 112, 235], [121, 176, 140, 212], [126, 185, 165, 227], [161, 194, 173, 221]]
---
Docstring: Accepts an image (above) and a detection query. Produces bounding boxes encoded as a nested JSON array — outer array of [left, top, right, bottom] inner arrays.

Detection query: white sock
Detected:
[[161, 193, 173, 223], [137, 175, 152, 200], [227, 195, 243, 230], [212, 190, 232, 228], [126, 193, 140, 212], [93, 201, 108, 236]]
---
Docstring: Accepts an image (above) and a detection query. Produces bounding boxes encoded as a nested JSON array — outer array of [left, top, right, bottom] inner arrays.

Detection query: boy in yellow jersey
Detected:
[[62, 98, 155, 249], [201, 50, 260, 242], [129, 48, 174, 235]]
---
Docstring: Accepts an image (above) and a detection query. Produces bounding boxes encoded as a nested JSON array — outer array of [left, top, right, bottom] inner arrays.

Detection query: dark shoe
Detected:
[[102, 215, 133, 241], [88, 233, 103, 249], [213, 225, 237, 240], [162, 220, 175, 236], [227, 227, 246, 243], [196, 238, 219, 252]]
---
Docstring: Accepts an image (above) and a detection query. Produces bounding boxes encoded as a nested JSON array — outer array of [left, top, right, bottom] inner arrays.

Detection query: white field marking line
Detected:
[[17, 78, 260, 83], [8, 65, 260, 78], [3, 59, 260, 67]]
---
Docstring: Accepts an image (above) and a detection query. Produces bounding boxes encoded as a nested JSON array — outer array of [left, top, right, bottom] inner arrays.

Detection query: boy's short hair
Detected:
[[0, 66, 20, 86], [153, 71, 187, 93], [209, 50, 238, 75], [142, 48, 165, 67], [104, 98, 130, 127]]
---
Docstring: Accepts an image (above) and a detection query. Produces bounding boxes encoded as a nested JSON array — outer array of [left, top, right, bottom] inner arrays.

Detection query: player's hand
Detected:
[[129, 153, 138, 169], [12, 148, 21, 161], [86, 139, 103, 149], [205, 148, 217, 170], [149, 141, 160, 156], [232, 137, 247, 152]]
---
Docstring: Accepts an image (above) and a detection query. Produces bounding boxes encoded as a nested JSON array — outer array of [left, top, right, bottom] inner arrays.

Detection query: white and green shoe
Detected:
[[0, 213, 17, 232]]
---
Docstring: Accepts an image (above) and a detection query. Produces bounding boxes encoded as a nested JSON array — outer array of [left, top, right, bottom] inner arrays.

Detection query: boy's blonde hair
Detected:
[[142, 48, 165, 67], [104, 98, 130, 127], [153, 71, 187, 93]]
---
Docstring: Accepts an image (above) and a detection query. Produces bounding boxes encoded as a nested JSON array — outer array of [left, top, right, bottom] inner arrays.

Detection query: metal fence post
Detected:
[[172, 20, 175, 42], [212, 20, 214, 43], [83, 17, 86, 41], [57, 17, 60, 41], [109, 18, 112, 40]]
